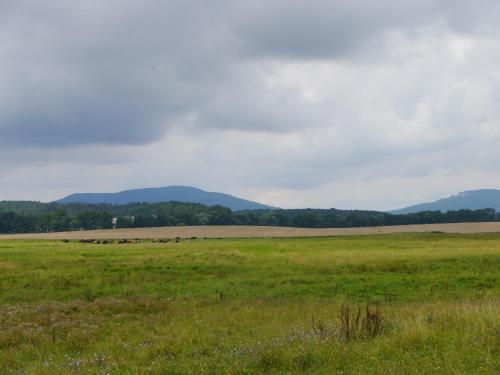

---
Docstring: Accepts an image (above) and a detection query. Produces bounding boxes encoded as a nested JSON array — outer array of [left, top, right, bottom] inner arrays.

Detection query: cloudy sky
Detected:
[[1, 0, 500, 210]]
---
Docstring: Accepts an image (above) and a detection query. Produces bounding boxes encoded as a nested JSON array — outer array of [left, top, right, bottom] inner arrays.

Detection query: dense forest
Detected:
[[0, 200, 497, 234]]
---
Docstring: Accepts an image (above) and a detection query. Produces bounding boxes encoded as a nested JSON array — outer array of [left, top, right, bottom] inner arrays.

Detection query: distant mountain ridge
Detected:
[[392, 189, 500, 214], [56, 186, 273, 211]]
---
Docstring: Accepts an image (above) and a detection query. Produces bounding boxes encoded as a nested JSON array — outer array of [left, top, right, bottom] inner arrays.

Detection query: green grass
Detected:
[[0, 233, 499, 374]]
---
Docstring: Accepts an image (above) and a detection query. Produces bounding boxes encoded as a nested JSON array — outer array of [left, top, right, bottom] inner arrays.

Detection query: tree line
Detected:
[[0, 200, 497, 234]]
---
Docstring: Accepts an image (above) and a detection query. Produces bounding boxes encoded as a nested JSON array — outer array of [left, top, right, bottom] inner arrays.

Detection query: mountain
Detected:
[[56, 186, 273, 211], [392, 189, 500, 214]]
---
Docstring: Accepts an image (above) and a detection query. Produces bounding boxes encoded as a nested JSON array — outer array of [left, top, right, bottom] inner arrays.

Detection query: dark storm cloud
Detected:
[[0, 0, 499, 148], [233, 1, 436, 59], [0, 0, 230, 146], [234, 0, 500, 59]]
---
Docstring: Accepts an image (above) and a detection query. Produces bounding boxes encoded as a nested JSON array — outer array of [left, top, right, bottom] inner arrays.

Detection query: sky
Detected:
[[1, 0, 500, 210]]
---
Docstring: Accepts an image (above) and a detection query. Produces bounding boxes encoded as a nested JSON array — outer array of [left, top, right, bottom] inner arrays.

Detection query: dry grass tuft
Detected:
[[340, 303, 384, 340]]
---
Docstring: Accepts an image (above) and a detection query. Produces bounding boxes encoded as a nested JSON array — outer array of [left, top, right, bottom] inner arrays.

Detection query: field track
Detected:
[[1, 222, 500, 240]]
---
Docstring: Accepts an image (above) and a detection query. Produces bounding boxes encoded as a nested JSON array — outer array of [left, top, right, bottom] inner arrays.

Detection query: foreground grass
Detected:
[[0, 233, 499, 374]]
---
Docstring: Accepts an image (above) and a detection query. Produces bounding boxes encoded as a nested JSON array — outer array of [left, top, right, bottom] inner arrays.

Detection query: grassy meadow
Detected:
[[0, 233, 499, 374]]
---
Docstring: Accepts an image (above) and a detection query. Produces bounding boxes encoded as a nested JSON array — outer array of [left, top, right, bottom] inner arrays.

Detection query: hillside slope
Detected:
[[393, 189, 500, 214]]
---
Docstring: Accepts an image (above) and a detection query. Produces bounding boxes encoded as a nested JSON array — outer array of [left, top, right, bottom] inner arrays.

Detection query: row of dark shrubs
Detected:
[[69, 237, 198, 244]]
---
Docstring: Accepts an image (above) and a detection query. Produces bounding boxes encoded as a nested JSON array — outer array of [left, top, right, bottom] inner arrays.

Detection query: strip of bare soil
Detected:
[[1, 222, 500, 240]]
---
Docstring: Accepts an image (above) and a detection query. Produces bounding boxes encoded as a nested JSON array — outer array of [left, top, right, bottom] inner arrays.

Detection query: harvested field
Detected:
[[1, 222, 500, 240]]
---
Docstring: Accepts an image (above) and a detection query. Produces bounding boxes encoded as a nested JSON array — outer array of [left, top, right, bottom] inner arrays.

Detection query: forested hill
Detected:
[[56, 186, 273, 211], [0, 200, 498, 234]]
